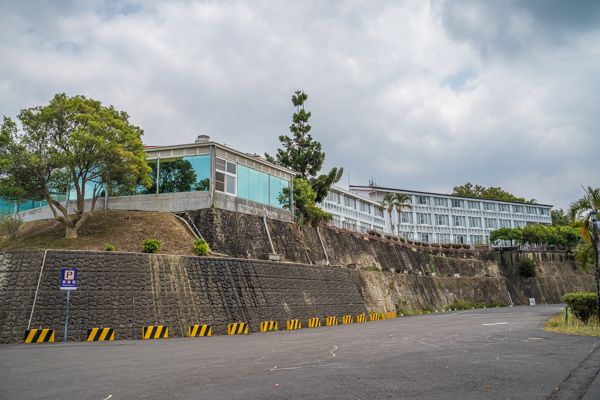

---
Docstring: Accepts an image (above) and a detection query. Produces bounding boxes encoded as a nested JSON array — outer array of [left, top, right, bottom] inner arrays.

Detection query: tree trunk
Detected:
[[65, 224, 78, 239]]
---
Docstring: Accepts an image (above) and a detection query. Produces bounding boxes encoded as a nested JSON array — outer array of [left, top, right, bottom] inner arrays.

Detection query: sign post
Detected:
[[60, 269, 78, 342]]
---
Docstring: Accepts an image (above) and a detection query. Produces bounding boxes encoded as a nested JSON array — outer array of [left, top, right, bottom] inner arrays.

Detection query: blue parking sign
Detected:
[[60, 269, 78, 290]]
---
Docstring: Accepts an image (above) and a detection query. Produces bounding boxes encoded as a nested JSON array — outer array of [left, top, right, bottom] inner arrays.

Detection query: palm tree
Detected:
[[568, 185, 600, 271], [381, 193, 412, 235], [568, 185, 600, 242]]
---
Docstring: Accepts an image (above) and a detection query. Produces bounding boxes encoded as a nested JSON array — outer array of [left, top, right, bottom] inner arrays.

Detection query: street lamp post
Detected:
[[590, 210, 600, 324]]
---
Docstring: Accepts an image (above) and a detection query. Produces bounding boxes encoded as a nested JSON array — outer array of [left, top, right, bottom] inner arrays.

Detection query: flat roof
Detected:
[[349, 185, 553, 208], [144, 141, 294, 176], [327, 185, 384, 207]]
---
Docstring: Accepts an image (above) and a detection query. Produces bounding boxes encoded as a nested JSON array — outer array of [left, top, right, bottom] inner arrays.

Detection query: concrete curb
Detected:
[[548, 343, 600, 399]]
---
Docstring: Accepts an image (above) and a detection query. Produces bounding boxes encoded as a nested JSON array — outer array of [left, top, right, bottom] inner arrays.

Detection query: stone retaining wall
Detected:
[[0, 250, 366, 344]]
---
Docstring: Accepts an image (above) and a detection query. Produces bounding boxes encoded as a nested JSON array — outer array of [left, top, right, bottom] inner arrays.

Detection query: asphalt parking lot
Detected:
[[1, 305, 598, 399]]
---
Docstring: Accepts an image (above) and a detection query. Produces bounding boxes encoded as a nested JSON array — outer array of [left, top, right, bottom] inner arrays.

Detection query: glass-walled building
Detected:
[[349, 185, 552, 245]]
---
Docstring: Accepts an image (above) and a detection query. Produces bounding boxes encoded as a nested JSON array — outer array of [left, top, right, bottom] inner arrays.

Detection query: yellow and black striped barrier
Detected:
[[228, 322, 248, 335], [326, 316, 338, 326], [24, 329, 54, 343], [260, 321, 277, 332], [370, 313, 380, 321], [143, 325, 168, 339], [342, 315, 353, 324], [356, 314, 368, 323], [287, 319, 301, 330], [386, 311, 396, 319], [189, 324, 211, 337], [308, 317, 321, 328], [87, 328, 114, 341]]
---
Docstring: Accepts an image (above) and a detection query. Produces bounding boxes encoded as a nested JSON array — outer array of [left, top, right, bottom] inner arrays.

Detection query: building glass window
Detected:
[[469, 217, 482, 228], [455, 234, 467, 244], [453, 216, 466, 227], [433, 197, 448, 207], [216, 157, 237, 195], [485, 218, 497, 229], [499, 219, 511, 228], [419, 233, 430, 242], [237, 164, 268, 203], [514, 220, 526, 228], [468, 201, 480, 210], [513, 205, 524, 213], [438, 234, 451, 244], [401, 212, 413, 224], [499, 204, 510, 212], [435, 214, 449, 226], [539, 208, 550, 216], [269, 175, 289, 209], [375, 207, 384, 218], [484, 203, 496, 211], [416, 195, 429, 205], [451, 199, 464, 208], [526, 206, 535, 214], [417, 213, 431, 225], [471, 235, 484, 245]]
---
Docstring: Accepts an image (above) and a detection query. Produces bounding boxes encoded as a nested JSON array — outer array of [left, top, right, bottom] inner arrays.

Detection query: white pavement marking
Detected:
[[482, 323, 508, 326], [102, 396, 112, 400], [331, 346, 337, 357]]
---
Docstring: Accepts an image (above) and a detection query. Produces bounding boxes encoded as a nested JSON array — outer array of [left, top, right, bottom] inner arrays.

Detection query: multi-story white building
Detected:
[[349, 185, 552, 245], [318, 185, 386, 234]]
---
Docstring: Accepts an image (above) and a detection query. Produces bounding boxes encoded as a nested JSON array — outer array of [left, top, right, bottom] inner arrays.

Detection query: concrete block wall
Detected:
[[0, 250, 367, 344]]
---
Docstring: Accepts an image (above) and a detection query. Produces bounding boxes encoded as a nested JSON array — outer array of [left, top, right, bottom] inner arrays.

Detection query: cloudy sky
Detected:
[[1, 0, 599, 209]]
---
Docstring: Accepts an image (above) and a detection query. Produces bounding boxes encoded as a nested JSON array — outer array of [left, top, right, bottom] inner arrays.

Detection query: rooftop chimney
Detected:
[[195, 135, 210, 143]]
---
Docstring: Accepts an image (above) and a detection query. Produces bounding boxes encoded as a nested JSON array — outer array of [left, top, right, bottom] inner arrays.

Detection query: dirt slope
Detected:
[[0, 210, 197, 255]]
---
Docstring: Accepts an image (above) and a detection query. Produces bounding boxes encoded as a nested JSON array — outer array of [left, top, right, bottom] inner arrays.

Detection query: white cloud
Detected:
[[0, 0, 599, 209]]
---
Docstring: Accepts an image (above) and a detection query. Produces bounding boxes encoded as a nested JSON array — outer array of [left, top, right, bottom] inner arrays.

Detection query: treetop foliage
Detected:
[[452, 183, 536, 203], [0, 93, 151, 238], [265, 91, 343, 204]]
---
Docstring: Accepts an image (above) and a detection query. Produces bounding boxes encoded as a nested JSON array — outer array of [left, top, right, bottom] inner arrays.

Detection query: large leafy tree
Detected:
[[0, 94, 151, 238], [452, 182, 536, 203], [265, 90, 343, 203]]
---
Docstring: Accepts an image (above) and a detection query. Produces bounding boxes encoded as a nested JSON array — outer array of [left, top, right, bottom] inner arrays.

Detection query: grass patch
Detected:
[[361, 266, 381, 272], [443, 299, 507, 311], [543, 310, 600, 337]]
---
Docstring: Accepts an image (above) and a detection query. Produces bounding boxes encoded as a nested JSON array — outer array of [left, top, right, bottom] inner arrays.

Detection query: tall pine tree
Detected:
[[265, 90, 343, 203]]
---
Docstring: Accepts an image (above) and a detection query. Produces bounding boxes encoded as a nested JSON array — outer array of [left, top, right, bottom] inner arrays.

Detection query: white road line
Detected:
[[102, 396, 112, 400], [331, 346, 337, 357], [482, 322, 508, 326]]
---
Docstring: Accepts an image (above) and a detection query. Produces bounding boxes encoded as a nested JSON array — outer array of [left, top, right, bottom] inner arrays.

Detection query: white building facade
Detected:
[[349, 186, 552, 245], [318, 185, 386, 234]]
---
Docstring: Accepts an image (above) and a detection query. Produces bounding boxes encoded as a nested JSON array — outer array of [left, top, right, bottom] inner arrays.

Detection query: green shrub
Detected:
[[361, 266, 381, 272], [103, 244, 116, 252], [564, 292, 599, 324], [0, 213, 23, 241], [400, 238, 406, 243], [142, 239, 163, 254], [422, 242, 429, 247], [463, 244, 471, 250], [451, 244, 462, 249], [414, 241, 422, 246], [392, 236, 398, 241], [385, 235, 392, 240], [407, 239, 413, 244], [518, 257, 537, 278], [441, 244, 451, 249], [367, 230, 382, 238], [430, 243, 440, 247], [422, 305, 434, 313], [193, 238, 209, 256]]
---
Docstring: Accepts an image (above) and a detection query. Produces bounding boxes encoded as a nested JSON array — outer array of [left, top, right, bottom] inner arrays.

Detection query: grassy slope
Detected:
[[543, 310, 600, 337], [0, 210, 197, 256]]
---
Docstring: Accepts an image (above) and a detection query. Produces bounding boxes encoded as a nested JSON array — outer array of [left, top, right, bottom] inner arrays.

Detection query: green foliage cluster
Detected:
[[564, 292, 599, 324], [193, 238, 209, 256], [103, 244, 115, 252], [490, 225, 581, 247], [517, 257, 538, 278], [360, 266, 380, 272], [444, 299, 507, 311], [422, 305, 435, 313], [0, 93, 151, 238], [367, 230, 382, 238], [551, 209, 570, 226], [265, 90, 343, 204], [142, 239, 163, 254], [289, 178, 333, 227], [0, 213, 23, 241], [452, 182, 536, 203]]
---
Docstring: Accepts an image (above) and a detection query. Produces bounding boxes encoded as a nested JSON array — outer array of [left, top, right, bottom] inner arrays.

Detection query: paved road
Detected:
[[1, 305, 598, 399]]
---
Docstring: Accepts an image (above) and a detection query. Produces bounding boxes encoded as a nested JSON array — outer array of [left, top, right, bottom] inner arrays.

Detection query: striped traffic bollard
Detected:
[[356, 314, 368, 323], [326, 315, 338, 326], [308, 316, 321, 328], [287, 318, 301, 330], [370, 313, 380, 321], [189, 324, 212, 337], [228, 322, 248, 335], [87, 327, 114, 341], [386, 311, 396, 319], [24, 329, 54, 343], [260, 320, 277, 332], [342, 315, 353, 324], [143, 325, 168, 339]]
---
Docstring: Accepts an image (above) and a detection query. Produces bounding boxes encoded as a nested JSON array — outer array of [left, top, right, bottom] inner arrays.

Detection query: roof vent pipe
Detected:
[[195, 135, 210, 143]]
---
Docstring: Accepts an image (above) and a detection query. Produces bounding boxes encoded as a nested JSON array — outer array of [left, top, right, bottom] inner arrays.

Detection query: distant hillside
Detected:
[[0, 210, 197, 255]]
